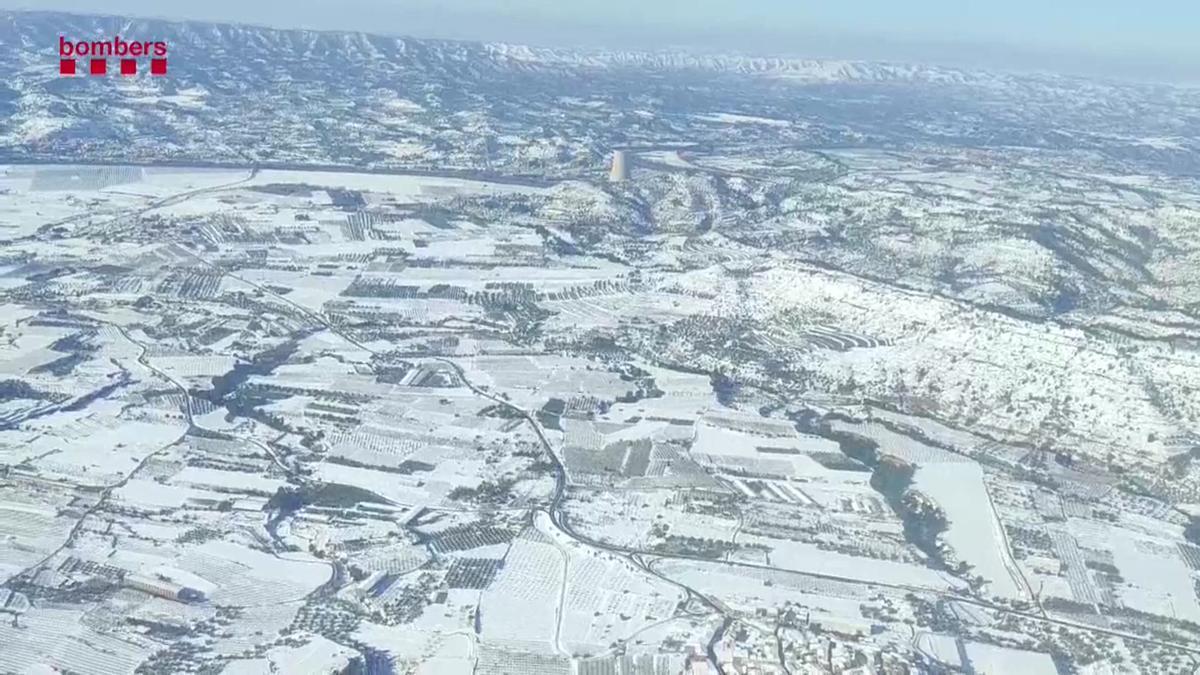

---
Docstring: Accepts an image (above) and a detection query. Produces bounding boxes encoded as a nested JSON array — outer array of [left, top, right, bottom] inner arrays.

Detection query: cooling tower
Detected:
[[609, 150, 629, 182]]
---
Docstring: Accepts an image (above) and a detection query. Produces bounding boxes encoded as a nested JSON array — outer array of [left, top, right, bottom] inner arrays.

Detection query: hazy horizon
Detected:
[[4, 0, 1200, 83]]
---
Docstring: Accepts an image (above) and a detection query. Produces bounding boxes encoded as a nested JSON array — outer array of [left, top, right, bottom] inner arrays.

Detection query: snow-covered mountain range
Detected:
[[2, 10, 1198, 176]]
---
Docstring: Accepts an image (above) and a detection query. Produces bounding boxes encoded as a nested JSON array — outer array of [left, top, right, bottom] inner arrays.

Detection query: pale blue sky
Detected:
[[7, 0, 1200, 81]]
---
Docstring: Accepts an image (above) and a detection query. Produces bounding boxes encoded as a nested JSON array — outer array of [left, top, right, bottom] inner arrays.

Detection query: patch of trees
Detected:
[[537, 398, 565, 430], [651, 535, 736, 560], [202, 332, 312, 403], [710, 369, 741, 407], [28, 353, 87, 377], [1184, 518, 1200, 546], [447, 478, 516, 505], [0, 379, 54, 401], [870, 455, 914, 498], [897, 490, 948, 563], [477, 403, 524, 419], [267, 483, 389, 518]]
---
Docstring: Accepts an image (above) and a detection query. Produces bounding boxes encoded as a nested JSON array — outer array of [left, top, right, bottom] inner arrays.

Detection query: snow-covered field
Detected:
[[2, 12, 1199, 672]]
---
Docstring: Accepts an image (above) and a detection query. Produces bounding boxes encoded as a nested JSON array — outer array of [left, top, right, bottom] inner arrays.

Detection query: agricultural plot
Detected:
[[0, 606, 155, 675], [0, 498, 75, 583], [477, 535, 564, 650], [734, 532, 963, 590], [691, 420, 841, 478], [560, 551, 683, 655], [7, 414, 184, 485], [542, 291, 707, 333], [911, 462, 1028, 601]]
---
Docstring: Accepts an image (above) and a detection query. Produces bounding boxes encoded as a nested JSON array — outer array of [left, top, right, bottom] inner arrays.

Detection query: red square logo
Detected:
[[120, 59, 136, 76], [150, 58, 167, 76], [89, 58, 106, 75], [60, 59, 75, 76]]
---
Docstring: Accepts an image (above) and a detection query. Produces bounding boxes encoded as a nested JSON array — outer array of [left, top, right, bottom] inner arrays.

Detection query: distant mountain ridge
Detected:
[[4, 10, 992, 85], [0, 10, 1195, 177], [482, 43, 986, 84]]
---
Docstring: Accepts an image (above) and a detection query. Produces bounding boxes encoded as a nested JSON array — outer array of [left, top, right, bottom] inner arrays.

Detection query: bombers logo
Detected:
[[59, 35, 168, 76]]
